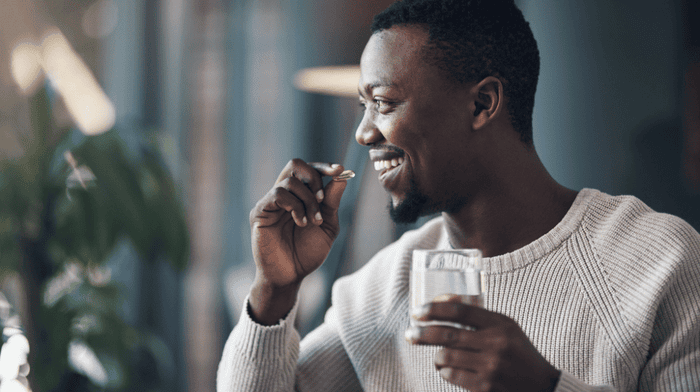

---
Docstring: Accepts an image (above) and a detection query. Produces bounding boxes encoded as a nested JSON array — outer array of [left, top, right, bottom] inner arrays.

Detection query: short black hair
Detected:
[[371, 0, 540, 146]]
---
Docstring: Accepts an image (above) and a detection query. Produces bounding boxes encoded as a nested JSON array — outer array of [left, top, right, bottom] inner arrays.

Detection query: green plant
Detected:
[[0, 86, 189, 392]]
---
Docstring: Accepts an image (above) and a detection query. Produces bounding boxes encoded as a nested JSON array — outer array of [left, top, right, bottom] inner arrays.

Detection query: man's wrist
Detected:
[[248, 281, 300, 326]]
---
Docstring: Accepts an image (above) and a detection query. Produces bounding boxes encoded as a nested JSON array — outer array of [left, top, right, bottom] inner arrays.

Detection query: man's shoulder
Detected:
[[580, 189, 700, 272], [577, 189, 700, 337], [582, 189, 699, 247]]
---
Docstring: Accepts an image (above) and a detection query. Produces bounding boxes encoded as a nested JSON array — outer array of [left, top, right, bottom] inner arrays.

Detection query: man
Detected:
[[217, 0, 700, 391]]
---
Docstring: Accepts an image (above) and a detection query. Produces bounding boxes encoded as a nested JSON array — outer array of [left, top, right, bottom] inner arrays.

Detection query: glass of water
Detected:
[[410, 249, 483, 328]]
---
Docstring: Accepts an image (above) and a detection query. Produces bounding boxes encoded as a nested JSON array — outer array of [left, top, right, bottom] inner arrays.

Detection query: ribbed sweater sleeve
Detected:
[[582, 194, 700, 391], [216, 295, 301, 391]]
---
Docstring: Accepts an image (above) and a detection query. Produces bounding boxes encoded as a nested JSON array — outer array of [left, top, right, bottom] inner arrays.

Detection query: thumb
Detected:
[[322, 176, 349, 210]]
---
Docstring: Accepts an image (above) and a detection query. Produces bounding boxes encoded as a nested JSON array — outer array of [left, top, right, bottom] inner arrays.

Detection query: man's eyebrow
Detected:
[[367, 81, 394, 89], [358, 80, 396, 96]]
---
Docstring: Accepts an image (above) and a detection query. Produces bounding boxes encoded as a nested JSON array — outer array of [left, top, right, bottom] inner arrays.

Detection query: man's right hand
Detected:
[[248, 159, 348, 325]]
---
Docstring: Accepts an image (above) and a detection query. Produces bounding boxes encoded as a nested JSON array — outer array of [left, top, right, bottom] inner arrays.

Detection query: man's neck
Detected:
[[442, 159, 578, 258]]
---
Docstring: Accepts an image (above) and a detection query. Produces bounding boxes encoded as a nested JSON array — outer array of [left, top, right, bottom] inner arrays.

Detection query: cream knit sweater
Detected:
[[217, 189, 700, 391]]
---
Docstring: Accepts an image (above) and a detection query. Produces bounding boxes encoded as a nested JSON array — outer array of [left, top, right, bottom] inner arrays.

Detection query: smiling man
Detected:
[[217, 0, 700, 391]]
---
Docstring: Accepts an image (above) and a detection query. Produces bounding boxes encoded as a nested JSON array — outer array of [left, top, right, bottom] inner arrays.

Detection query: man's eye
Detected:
[[375, 100, 389, 110], [359, 99, 391, 112]]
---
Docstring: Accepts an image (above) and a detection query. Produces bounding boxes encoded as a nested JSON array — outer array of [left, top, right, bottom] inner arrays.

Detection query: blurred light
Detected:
[[10, 42, 44, 95], [43, 262, 83, 307], [68, 341, 108, 387], [0, 379, 29, 392], [64, 151, 97, 190], [72, 314, 100, 336], [293, 65, 360, 97], [87, 265, 111, 286], [0, 335, 29, 387], [41, 30, 115, 135], [81, 0, 118, 39]]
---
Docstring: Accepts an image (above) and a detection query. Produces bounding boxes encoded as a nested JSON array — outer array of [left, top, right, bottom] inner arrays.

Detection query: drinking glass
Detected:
[[410, 249, 483, 328]]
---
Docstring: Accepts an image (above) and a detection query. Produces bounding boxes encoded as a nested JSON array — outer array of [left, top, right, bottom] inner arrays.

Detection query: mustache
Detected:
[[370, 144, 405, 155]]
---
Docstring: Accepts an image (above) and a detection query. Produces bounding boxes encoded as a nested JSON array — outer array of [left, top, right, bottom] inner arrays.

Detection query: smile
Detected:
[[373, 157, 404, 171]]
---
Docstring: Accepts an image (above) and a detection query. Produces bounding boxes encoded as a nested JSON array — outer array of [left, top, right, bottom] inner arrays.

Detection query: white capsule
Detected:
[[332, 169, 355, 181]]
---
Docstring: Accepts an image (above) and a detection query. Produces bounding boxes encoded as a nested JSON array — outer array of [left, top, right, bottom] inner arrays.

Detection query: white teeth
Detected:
[[373, 158, 404, 171]]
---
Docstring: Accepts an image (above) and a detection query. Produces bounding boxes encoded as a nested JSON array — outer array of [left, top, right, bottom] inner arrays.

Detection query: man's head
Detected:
[[372, 0, 539, 146], [356, 0, 540, 224]]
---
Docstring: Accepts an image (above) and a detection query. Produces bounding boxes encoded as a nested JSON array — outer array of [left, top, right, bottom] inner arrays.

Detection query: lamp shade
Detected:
[[293, 65, 360, 97]]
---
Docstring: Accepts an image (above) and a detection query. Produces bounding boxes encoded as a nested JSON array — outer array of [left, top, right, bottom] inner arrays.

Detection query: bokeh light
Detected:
[[41, 30, 115, 135], [293, 65, 360, 97], [9, 42, 43, 95]]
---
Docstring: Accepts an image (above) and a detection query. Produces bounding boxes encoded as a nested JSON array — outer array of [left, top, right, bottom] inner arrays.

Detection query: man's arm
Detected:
[[217, 159, 350, 391], [217, 296, 301, 392], [636, 228, 700, 391], [248, 159, 347, 325]]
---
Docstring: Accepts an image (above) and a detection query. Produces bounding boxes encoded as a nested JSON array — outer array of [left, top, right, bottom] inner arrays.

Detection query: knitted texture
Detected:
[[217, 189, 700, 391]]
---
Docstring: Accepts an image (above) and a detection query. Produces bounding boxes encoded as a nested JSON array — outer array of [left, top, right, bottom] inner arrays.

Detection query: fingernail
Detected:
[[331, 163, 341, 169], [316, 189, 324, 202], [411, 305, 429, 320], [301, 216, 308, 226], [404, 327, 421, 342], [433, 294, 453, 303], [315, 211, 323, 222], [439, 367, 452, 379]]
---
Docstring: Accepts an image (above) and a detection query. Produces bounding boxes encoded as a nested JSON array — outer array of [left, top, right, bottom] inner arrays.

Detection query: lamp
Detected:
[[293, 65, 360, 97]]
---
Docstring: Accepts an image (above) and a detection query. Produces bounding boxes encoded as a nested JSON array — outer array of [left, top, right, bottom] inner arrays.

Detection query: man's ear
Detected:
[[472, 76, 503, 130]]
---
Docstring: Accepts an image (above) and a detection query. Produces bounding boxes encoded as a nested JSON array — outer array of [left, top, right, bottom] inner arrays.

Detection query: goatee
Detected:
[[388, 178, 428, 224]]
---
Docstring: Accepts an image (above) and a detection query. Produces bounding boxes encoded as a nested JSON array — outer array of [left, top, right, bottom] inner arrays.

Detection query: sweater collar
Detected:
[[438, 188, 597, 273]]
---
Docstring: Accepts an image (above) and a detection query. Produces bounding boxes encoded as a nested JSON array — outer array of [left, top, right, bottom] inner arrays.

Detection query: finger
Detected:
[[405, 325, 482, 351], [280, 177, 324, 225], [321, 174, 348, 211], [276, 159, 324, 202], [308, 162, 345, 202], [436, 349, 505, 392], [438, 367, 487, 392], [434, 348, 480, 372], [250, 187, 306, 227], [414, 299, 496, 330], [308, 162, 345, 177], [269, 187, 309, 227]]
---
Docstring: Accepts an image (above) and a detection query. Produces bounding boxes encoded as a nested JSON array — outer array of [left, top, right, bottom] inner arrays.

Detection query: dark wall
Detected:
[[519, 0, 700, 229]]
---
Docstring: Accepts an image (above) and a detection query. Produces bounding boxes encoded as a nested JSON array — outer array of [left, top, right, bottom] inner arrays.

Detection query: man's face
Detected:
[[356, 25, 479, 223]]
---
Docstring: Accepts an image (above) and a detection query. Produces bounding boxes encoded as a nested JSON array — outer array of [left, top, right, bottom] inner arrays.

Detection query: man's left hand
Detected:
[[406, 295, 560, 392]]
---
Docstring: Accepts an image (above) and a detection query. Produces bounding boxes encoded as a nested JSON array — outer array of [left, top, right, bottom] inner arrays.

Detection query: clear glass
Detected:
[[410, 249, 483, 328]]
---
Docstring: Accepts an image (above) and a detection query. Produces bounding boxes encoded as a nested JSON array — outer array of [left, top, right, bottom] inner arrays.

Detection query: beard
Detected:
[[388, 176, 467, 224], [388, 177, 428, 224]]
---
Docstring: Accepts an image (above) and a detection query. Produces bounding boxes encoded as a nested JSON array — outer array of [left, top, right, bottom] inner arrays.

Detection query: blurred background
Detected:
[[0, 0, 698, 391]]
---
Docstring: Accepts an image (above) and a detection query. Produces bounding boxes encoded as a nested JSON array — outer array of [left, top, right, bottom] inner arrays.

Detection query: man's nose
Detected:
[[355, 111, 384, 146]]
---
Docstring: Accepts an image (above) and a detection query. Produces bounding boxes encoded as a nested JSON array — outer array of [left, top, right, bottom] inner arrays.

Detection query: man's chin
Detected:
[[388, 194, 428, 224]]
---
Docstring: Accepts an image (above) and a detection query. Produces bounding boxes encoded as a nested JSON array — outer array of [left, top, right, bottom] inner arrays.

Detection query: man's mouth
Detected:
[[369, 147, 406, 176], [373, 157, 404, 172]]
